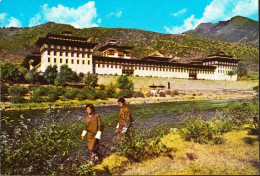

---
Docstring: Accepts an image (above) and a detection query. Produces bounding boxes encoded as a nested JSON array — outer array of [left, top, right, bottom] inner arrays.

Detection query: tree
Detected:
[[24, 71, 34, 83], [54, 65, 78, 86], [117, 75, 134, 90], [43, 65, 58, 85], [237, 62, 248, 78], [84, 72, 98, 89], [0, 62, 19, 83], [227, 70, 236, 77]]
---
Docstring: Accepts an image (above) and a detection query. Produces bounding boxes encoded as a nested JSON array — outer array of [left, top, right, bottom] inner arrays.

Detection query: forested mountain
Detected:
[[184, 16, 259, 45], [0, 16, 258, 71]]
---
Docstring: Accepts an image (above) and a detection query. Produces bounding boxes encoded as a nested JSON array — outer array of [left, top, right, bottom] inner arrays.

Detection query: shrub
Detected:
[[64, 89, 79, 100], [8, 86, 28, 103], [171, 90, 179, 97], [181, 117, 215, 143], [133, 91, 144, 98], [99, 84, 105, 90], [166, 90, 171, 95], [1, 110, 79, 175], [159, 92, 166, 97], [117, 75, 134, 90], [105, 82, 117, 98], [115, 127, 168, 162], [76, 91, 88, 101], [84, 72, 98, 89], [1, 82, 9, 101], [96, 90, 108, 100], [223, 100, 259, 123], [46, 88, 61, 102], [117, 90, 133, 98]]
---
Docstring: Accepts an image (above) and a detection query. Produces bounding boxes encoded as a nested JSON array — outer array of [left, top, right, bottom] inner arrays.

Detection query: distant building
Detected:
[[28, 33, 239, 81]]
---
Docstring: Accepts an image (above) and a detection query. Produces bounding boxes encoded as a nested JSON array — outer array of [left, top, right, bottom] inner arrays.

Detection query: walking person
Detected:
[[115, 98, 133, 140], [81, 104, 103, 164]]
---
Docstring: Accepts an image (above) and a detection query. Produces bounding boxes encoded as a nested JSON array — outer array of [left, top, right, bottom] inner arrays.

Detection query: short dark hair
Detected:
[[85, 104, 95, 112], [118, 97, 125, 103]]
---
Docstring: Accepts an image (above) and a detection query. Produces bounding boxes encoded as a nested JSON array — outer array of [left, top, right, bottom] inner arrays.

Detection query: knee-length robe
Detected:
[[84, 113, 102, 152]]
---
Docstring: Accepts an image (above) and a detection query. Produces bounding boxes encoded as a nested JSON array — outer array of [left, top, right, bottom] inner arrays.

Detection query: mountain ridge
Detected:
[[184, 16, 259, 45], [0, 16, 258, 72]]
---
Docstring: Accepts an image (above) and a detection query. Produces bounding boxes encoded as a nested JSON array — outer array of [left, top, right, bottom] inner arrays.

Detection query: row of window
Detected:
[[96, 64, 214, 74], [45, 44, 92, 52], [218, 65, 235, 69], [204, 61, 237, 65], [47, 50, 91, 58], [218, 70, 232, 74], [47, 58, 91, 65]]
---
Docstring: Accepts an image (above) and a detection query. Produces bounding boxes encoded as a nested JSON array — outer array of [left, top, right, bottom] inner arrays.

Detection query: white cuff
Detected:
[[122, 127, 127, 133], [116, 123, 119, 129], [81, 130, 87, 137], [95, 131, 101, 139]]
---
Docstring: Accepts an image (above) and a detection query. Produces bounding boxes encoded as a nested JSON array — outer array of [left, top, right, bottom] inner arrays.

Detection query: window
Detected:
[[66, 52, 68, 57], [88, 54, 91, 58], [71, 59, 74, 64], [63, 46, 66, 49], [98, 64, 100, 68], [66, 59, 68, 64], [57, 45, 60, 49], [48, 58, 50, 62], [60, 52, 63, 56], [51, 45, 54, 48], [77, 60, 79, 64], [74, 47, 77, 50], [88, 60, 90, 65], [45, 44, 48, 48], [54, 58, 57, 63], [60, 59, 62, 63], [54, 51, 57, 56], [48, 50, 51, 55], [77, 53, 80, 57], [82, 60, 85, 64]]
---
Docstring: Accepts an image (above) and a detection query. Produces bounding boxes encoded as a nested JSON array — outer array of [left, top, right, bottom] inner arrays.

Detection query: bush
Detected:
[[159, 92, 166, 97], [96, 90, 108, 100], [133, 91, 144, 98], [105, 82, 117, 98], [115, 127, 168, 162], [1, 110, 79, 175], [64, 89, 79, 100], [180, 117, 230, 144], [1, 82, 9, 101], [117, 75, 134, 90], [46, 88, 61, 102], [117, 90, 133, 98], [223, 100, 259, 124], [76, 90, 88, 101], [166, 90, 171, 95], [171, 90, 179, 97], [8, 86, 28, 103]]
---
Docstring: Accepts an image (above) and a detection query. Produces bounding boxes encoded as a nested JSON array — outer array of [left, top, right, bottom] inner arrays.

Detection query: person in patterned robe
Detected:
[[81, 104, 102, 164], [115, 98, 133, 140]]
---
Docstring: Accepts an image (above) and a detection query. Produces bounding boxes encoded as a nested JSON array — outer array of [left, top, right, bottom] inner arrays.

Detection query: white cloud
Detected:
[[171, 8, 187, 17], [7, 17, 22, 27], [165, 0, 259, 34], [29, 1, 100, 28], [107, 10, 122, 18], [0, 13, 22, 27]]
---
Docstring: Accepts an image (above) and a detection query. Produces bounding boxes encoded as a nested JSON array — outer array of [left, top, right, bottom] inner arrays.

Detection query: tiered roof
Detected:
[[35, 33, 98, 48]]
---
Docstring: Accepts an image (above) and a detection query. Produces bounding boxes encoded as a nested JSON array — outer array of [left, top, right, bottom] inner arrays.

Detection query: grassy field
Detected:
[[1, 98, 259, 175], [118, 126, 259, 175]]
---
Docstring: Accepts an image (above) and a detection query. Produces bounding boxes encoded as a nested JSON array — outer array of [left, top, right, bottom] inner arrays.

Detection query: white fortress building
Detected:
[[28, 32, 239, 81]]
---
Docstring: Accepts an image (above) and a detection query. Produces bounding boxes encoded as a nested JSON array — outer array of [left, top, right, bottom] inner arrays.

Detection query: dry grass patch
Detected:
[[122, 127, 259, 175]]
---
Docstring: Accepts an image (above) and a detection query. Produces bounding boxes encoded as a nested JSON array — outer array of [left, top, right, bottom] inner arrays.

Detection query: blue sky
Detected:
[[0, 0, 258, 34]]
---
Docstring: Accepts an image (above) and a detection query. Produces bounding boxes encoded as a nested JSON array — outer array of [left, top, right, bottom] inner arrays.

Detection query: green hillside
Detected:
[[0, 22, 259, 71]]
